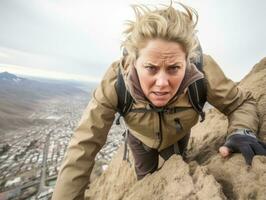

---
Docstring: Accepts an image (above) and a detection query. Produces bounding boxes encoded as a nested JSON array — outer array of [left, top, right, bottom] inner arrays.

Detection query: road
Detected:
[[37, 131, 51, 197]]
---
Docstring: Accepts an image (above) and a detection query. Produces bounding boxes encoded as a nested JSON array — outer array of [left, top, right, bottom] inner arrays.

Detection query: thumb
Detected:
[[219, 146, 231, 158]]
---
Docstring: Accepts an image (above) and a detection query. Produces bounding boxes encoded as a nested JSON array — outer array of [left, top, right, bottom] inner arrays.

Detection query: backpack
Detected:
[[115, 45, 207, 123]]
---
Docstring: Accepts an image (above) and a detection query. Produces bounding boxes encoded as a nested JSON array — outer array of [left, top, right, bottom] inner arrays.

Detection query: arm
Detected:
[[202, 55, 266, 165], [203, 55, 259, 133], [52, 61, 119, 200]]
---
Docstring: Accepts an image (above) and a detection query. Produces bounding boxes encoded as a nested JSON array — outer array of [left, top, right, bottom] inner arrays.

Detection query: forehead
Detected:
[[138, 39, 186, 63]]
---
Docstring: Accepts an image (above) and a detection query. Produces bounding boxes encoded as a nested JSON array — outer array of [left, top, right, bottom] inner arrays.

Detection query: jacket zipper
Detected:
[[157, 112, 163, 149]]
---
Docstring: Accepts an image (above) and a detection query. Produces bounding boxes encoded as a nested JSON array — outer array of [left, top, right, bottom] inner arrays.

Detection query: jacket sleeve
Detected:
[[52, 61, 119, 200], [203, 55, 259, 134]]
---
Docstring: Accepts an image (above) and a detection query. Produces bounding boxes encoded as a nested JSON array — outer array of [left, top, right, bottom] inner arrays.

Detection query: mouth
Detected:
[[152, 92, 170, 96]]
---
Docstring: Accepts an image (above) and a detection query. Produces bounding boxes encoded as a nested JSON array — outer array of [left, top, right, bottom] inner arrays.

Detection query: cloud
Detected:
[[0, 51, 10, 58], [0, 0, 266, 82]]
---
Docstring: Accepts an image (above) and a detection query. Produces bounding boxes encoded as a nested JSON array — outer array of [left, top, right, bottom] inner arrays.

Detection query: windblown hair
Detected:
[[122, 2, 199, 65]]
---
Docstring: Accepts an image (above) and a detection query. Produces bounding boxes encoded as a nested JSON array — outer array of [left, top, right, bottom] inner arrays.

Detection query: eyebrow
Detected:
[[144, 62, 182, 67], [143, 63, 159, 67], [168, 64, 182, 68]]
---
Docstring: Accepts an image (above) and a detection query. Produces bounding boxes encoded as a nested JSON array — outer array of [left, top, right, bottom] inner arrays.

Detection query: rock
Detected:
[[187, 57, 266, 199], [87, 150, 226, 200], [85, 147, 136, 200], [206, 154, 266, 199]]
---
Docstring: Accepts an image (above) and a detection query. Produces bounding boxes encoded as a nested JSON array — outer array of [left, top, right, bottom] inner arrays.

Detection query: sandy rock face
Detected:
[[206, 154, 266, 200], [187, 57, 266, 199], [87, 152, 226, 200], [86, 58, 266, 200], [123, 156, 226, 200], [85, 147, 136, 200]]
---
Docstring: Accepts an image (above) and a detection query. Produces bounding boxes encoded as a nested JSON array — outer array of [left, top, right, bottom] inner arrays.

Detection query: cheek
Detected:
[[138, 73, 153, 93], [171, 71, 186, 90]]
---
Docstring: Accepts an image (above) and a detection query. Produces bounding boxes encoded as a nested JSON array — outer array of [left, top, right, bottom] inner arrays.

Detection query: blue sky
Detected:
[[0, 0, 265, 82]]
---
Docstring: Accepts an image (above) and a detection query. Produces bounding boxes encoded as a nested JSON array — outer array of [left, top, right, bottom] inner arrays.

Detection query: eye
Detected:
[[144, 65, 158, 74], [167, 66, 180, 74]]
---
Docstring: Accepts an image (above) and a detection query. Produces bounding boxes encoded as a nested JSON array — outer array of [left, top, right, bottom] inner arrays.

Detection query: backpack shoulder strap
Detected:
[[115, 66, 133, 162], [188, 45, 207, 122], [115, 67, 134, 120]]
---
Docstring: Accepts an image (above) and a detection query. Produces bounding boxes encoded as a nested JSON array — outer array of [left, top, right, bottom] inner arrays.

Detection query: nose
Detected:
[[155, 72, 169, 87]]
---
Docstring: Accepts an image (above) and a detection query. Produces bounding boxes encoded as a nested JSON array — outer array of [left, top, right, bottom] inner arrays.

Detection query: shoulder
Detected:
[[202, 54, 227, 81], [105, 60, 120, 78], [202, 54, 218, 69], [93, 60, 121, 109]]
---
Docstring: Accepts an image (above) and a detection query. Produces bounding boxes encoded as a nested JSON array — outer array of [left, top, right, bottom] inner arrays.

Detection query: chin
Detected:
[[152, 101, 168, 107], [149, 94, 172, 107]]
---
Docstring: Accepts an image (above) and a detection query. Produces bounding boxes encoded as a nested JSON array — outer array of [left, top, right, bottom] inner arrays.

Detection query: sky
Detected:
[[0, 0, 265, 82]]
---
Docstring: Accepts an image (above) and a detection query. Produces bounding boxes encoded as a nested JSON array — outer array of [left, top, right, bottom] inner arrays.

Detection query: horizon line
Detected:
[[0, 63, 100, 83]]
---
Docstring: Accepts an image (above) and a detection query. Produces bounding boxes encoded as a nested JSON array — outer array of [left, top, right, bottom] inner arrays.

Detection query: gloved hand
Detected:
[[219, 129, 266, 165]]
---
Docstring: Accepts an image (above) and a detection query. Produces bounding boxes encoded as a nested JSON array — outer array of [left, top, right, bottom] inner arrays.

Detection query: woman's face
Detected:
[[135, 39, 187, 107]]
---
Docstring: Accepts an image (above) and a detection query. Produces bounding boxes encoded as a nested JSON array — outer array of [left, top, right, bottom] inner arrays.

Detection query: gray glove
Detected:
[[224, 129, 266, 165]]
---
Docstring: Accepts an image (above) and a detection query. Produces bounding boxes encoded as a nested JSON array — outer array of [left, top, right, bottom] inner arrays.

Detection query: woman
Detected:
[[52, 3, 264, 200]]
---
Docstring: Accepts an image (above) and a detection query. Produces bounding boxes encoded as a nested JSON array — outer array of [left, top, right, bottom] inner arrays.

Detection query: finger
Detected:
[[238, 145, 255, 165], [219, 146, 231, 158], [250, 143, 266, 155]]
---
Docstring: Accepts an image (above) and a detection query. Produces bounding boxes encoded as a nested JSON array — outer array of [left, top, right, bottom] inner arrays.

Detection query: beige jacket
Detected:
[[52, 55, 259, 200]]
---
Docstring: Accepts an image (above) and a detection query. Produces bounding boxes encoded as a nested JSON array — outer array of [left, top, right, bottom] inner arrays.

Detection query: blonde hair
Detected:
[[122, 2, 199, 65]]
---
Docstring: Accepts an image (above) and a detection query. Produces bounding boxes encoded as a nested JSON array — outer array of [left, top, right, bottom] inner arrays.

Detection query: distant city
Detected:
[[0, 72, 124, 200], [0, 96, 85, 199]]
